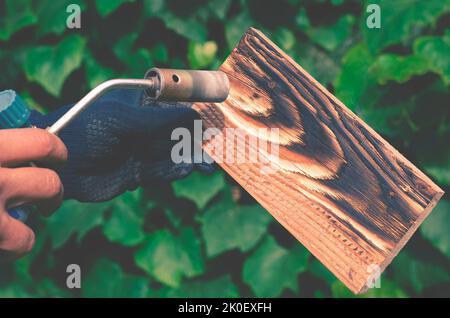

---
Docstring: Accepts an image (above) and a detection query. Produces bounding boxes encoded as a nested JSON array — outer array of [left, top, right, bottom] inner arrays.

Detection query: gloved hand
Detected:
[[30, 89, 213, 203]]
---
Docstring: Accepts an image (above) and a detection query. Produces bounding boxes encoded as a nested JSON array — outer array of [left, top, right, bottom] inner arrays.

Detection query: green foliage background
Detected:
[[0, 0, 449, 297]]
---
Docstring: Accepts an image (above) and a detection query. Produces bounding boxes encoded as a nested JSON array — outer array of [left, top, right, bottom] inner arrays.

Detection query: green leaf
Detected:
[[306, 15, 354, 52], [160, 12, 208, 42], [150, 43, 169, 64], [156, 275, 239, 298], [22, 35, 86, 96], [143, 0, 166, 17], [83, 258, 150, 297], [172, 171, 225, 209], [0, 0, 37, 41], [357, 104, 404, 137], [134, 228, 205, 287], [0, 285, 33, 298], [370, 54, 431, 84], [207, 0, 231, 20], [331, 279, 407, 298], [188, 41, 218, 69], [113, 34, 153, 77], [225, 11, 254, 50], [45, 200, 110, 249], [243, 236, 309, 297], [34, 278, 71, 298], [391, 252, 450, 293], [95, 0, 135, 17], [362, 0, 450, 53], [421, 200, 450, 259], [200, 192, 272, 257], [414, 30, 450, 85], [424, 166, 450, 186], [113, 33, 137, 62], [33, 0, 86, 37], [14, 231, 48, 283], [102, 190, 146, 247], [295, 42, 340, 85], [295, 8, 310, 30], [272, 28, 296, 52], [309, 259, 338, 284], [84, 52, 115, 89], [334, 43, 376, 111]]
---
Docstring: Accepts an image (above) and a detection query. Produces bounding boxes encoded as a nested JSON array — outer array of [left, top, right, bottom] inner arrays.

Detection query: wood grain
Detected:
[[193, 28, 444, 293]]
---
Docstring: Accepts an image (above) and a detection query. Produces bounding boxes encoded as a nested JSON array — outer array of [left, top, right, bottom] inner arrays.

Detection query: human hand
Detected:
[[30, 89, 214, 203], [0, 128, 67, 260]]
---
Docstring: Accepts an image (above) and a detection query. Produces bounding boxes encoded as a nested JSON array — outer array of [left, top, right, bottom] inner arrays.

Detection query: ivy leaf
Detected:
[[113, 34, 153, 77], [160, 12, 208, 42], [370, 54, 430, 84], [188, 41, 218, 69], [0, 0, 37, 41], [156, 275, 239, 298], [225, 11, 254, 50], [0, 285, 33, 298], [84, 51, 115, 89], [414, 30, 450, 85], [357, 104, 404, 137], [331, 279, 407, 298], [295, 42, 340, 85], [143, 0, 165, 17], [243, 236, 309, 297], [207, 0, 231, 20], [391, 252, 450, 293], [14, 232, 48, 284], [272, 28, 296, 52], [95, 0, 135, 17], [150, 43, 169, 64], [34, 278, 71, 297], [309, 259, 338, 284], [22, 35, 86, 96], [134, 228, 205, 287], [362, 0, 450, 53], [295, 8, 310, 30], [102, 190, 146, 247], [306, 15, 354, 52], [113, 33, 137, 62], [199, 192, 272, 257], [424, 164, 450, 186], [45, 200, 110, 249], [172, 171, 225, 210], [421, 200, 450, 259], [32, 0, 86, 37], [334, 43, 376, 111], [83, 258, 150, 297]]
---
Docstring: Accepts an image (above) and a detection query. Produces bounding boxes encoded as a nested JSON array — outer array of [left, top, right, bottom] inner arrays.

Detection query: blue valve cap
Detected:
[[0, 90, 31, 129]]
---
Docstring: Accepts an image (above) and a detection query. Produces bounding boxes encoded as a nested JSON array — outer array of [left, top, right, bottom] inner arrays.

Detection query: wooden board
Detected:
[[193, 28, 444, 294]]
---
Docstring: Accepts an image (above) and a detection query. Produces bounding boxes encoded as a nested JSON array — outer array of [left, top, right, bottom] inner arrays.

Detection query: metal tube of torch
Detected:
[[48, 69, 229, 135]]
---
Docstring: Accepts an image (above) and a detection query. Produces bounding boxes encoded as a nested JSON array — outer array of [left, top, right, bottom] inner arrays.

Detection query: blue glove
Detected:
[[29, 89, 213, 202]]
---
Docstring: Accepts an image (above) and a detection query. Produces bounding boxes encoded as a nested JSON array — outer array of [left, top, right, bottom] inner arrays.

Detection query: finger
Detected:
[[0, 128, 68, 166], [0, 167, 63, 214], [0, 210, 35, 260]]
